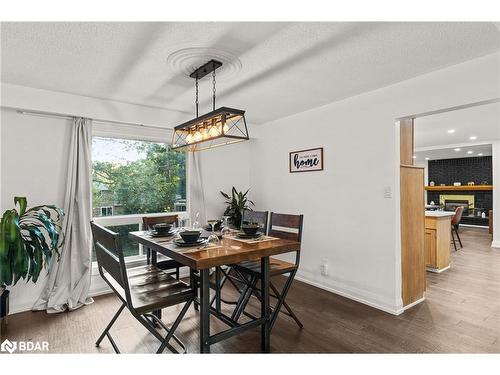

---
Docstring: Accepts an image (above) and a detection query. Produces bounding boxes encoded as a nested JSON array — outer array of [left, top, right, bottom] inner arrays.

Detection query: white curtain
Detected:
[[33, 117, 94, 313], [188, 152, 206, 225]]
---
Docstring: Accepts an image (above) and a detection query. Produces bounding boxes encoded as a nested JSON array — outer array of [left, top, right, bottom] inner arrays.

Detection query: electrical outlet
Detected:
[[321, 263, 328, 276]]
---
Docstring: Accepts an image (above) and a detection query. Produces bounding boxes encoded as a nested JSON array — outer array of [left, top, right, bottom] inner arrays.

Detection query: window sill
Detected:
[[93, 211, 187, 226]]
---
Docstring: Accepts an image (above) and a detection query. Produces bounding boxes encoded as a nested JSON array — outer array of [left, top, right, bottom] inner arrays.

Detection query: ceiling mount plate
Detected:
[[189, 59, 222, 79]]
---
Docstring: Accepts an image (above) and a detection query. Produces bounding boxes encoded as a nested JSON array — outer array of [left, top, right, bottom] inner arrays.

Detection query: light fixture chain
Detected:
[[212, 66, 216, 111], [195, 76, 199, 118]]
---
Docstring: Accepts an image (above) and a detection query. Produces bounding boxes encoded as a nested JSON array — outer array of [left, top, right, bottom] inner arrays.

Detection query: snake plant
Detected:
[[0, 197, 64, 288], [220, 187, 254, 227]]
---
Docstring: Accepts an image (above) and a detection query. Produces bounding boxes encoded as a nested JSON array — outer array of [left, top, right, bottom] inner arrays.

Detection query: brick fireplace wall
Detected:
[[427, 156, 492, 226]]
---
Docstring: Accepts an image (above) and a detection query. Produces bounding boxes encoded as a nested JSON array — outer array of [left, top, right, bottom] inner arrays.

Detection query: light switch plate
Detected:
[[384, 186, 392, 198]]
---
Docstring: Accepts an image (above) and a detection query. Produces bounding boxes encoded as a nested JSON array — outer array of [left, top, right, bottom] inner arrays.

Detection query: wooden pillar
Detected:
[[400, 165, 425, 307], [400, 118, 414, 165]]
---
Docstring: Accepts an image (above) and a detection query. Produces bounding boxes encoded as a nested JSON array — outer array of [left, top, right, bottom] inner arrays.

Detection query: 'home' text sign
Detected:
[[289, 148, 324, 173]]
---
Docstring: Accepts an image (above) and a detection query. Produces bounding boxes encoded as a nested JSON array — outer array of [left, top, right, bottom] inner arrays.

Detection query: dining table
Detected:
[[128, 229, 301, 353]]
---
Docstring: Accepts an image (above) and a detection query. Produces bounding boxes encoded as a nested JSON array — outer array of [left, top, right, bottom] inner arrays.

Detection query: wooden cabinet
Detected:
[[424, 215, 452, 272], [424, 229, 436, 267]]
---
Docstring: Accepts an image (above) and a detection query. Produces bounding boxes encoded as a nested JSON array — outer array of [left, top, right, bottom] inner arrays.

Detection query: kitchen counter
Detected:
[[425, 210, 455, 217], [425, 213, 453, 272]]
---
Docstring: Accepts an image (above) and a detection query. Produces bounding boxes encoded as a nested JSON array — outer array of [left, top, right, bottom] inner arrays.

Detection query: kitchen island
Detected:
[[425, 211, 455, 273]]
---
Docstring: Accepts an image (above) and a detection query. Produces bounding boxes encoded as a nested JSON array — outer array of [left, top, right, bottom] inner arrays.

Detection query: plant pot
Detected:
[[1, 289, 9, 318], [0, 289, 9, 336]]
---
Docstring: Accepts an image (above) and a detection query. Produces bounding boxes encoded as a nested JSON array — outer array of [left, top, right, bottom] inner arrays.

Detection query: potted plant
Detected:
[[220, 187, 254, 227], [0, 197, 64, 330]]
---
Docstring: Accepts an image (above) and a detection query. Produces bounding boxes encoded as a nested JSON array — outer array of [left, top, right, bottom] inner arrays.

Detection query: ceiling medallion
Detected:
[[166, 47, 242, 81], [171, 59, 249, 152]]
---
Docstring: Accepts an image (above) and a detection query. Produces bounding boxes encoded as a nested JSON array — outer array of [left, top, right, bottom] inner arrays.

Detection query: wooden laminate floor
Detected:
[[2, 227, 499, 353]]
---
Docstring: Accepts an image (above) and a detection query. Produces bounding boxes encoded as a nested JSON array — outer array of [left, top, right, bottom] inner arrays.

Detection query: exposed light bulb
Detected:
[[222, 122, 229, 133], [209, 125, 219, 137], [194, 130, 202, 142], [201, 127, 209, 140], [186, 133, 193, 144]]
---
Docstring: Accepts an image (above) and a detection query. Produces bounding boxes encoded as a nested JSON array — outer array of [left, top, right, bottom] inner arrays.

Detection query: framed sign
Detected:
[[289, 147, 324, 173]]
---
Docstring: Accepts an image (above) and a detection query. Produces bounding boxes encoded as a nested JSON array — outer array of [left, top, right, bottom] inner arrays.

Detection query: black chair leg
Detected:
[[190, 270, 199, 311], [451, 229, 458, 251], [281, 299, 304, 329], [231, 275, 256, 322], [156, 300, 193, 354], [455, 227, 463, 248], [96, 302, 126, 353], [269, 275, 303, 330]]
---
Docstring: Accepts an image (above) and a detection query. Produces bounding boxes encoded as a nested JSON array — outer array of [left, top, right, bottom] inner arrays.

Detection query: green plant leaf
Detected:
[[0, 197, 64, 287], [14, 197, 27, 216]]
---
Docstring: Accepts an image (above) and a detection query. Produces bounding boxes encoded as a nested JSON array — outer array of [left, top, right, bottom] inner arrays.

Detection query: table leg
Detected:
[[199, 268, 210, 353], [215, 267, 222, 314], [261, 256, 270, 353]]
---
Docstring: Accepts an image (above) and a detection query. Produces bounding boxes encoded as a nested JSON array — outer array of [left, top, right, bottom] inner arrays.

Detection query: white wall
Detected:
[[492, 141, 500, 248], [0, 108, 72, 313], [199, 141, 251, 221], [249, 53, 500, 314]]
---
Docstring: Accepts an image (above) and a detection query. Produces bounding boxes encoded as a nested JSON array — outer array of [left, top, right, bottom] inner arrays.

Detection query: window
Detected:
[[100, 206, 113, 216], [92, 137, 186, 217], [91, 136, 186, 259]]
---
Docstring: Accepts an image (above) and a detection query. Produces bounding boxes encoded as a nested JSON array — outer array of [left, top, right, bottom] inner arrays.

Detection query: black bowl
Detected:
[[241, 224, 259, 235], [180, 230, 201, 243], [153, 223, 172, 234]]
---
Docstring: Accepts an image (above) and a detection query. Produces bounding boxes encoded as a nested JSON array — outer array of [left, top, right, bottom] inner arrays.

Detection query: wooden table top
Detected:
[[129, 230, 301, 270]]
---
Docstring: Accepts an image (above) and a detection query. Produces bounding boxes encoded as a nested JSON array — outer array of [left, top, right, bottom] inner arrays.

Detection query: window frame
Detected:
[[91, 122, 190, 264]]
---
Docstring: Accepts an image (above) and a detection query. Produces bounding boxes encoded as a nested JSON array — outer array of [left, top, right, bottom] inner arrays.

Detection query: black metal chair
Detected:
[[91, 222, 194, 354], [210, 210, 269, 311], [241, 209, 269, 233], [230, 212, 304, 330], [451, 206, 464, 251]]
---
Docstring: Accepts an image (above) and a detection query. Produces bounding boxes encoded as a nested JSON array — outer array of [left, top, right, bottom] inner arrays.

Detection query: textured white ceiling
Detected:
[[415, 144, 492, 162], [415, 102, 500, 149], [1, 22, 499, 125]]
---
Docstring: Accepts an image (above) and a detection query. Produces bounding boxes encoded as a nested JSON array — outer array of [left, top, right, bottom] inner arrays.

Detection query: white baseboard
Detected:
[[294, 270, 403, 315], [403, 297, 425, 311], [426, 265, 450, 273], [491, 240, 500, 248], [9, 302, 35, 315]]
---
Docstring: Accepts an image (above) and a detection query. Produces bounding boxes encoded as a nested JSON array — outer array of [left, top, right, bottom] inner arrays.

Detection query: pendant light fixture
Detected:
[[171, 60, 249, 152]]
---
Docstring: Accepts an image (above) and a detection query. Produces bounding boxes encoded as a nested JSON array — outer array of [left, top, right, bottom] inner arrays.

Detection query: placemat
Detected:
[[226, 235, 279, 244]]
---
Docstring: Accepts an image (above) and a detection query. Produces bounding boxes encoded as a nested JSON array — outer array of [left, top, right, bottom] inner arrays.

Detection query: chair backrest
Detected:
[[451, 206, 464, 225], [142, 215, 178, 230], [268, 212, 304, 243], [91, 222, 131, 303], [241, 209, 269, 235]]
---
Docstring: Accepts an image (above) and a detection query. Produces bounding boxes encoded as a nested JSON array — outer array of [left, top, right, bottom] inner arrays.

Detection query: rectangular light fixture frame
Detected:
[[171, 107, 249, 152]]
